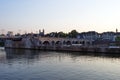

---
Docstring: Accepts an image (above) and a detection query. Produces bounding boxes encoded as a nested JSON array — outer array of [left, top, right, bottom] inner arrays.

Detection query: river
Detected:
[[0, 48, 120, 80]]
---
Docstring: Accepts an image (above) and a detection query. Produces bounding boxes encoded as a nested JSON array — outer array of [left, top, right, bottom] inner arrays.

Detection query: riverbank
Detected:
[[5, 46, 120, 53], [4, 37, 120, 53]]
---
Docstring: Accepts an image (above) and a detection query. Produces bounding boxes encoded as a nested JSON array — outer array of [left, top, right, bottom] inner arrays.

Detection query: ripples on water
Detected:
[[0, 48, 120, 80]]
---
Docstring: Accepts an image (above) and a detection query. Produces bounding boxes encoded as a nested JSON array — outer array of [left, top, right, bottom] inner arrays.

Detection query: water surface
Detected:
[[0, 48, 120, 80]]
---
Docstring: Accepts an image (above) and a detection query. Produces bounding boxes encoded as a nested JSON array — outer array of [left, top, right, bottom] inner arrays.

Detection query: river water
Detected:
[[0, 48, 120, 80]]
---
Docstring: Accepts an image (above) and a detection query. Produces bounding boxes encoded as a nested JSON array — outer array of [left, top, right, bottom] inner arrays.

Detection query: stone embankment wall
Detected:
[[4, 37, 120, 53]]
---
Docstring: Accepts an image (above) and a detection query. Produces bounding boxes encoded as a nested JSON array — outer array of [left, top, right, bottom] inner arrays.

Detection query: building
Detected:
[[101, 32, 115, 41], [7, 31, 14, 37], [39, 29, 45, 37], [77, 31, 99, 41]]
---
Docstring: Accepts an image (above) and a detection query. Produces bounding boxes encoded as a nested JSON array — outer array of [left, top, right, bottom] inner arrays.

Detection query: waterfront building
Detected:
[[101, 32, 115, 41], [77, 31, 99, 41], [6, 31, 14, 37]]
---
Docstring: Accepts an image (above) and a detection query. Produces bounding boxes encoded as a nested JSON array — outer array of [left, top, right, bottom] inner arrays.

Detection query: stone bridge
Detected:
[[37, 37, 93, 46], [4, 36, 93, 49]]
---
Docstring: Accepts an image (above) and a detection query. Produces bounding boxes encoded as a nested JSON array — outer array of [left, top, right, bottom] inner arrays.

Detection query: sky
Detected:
[[0, 0, 120, 34]]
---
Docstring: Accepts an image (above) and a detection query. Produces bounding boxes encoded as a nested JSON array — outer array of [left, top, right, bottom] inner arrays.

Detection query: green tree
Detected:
[[115, 36, 120, 46], [116, 36, 120, 41], [68, 30, 79, 38], [58, 32, 67, 38]]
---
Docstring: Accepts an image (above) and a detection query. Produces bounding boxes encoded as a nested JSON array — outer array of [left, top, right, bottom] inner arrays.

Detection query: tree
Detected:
[[116, 36, 120, 41], [0, 34, 5, 36], [115, 36, 120, 46], [58, 32, 67, 38], [68, 30, 79, 38]]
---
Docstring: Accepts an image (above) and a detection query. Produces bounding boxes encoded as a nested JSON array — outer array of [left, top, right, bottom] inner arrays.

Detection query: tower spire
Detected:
[[116, 28, 118, 33]]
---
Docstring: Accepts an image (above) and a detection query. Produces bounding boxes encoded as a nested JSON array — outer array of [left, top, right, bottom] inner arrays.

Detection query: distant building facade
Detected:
[[7, 31, 14, 37], [101, 32, 115, 41], [77, 31, 99, 41]]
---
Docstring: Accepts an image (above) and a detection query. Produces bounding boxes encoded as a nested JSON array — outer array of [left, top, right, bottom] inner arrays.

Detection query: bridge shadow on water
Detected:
[[4, 48, 120, 60]]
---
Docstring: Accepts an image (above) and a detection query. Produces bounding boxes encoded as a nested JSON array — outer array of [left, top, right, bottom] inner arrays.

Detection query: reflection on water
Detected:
[[0, 48, 120, 80]]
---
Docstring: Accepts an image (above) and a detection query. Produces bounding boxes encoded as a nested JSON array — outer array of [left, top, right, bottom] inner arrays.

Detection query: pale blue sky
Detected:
[[0, 0, 120, 34]]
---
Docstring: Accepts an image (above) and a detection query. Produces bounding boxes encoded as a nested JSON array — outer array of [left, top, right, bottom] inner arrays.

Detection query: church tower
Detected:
[[42, 29, 45, 36], [39, 29, 41, 36], [39, 29, 41, 34]]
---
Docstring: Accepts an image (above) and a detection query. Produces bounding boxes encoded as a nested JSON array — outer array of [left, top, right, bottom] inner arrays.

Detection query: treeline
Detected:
[[45, 30, 79, 38]]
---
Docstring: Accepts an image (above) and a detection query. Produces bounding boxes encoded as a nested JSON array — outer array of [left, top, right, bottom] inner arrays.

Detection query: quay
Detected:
[[4, 36, 120, 53]]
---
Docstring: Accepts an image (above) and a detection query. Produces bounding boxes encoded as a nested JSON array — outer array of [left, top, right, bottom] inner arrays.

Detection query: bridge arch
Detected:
[[74, 41, 79, 44], [56, 41, 62, 45], [81, 41, 85, 45], [39, 41, 42, 44], [72, 41, 76, 44], [43, 41, 50, 46], [66, 41, 72, 45]]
